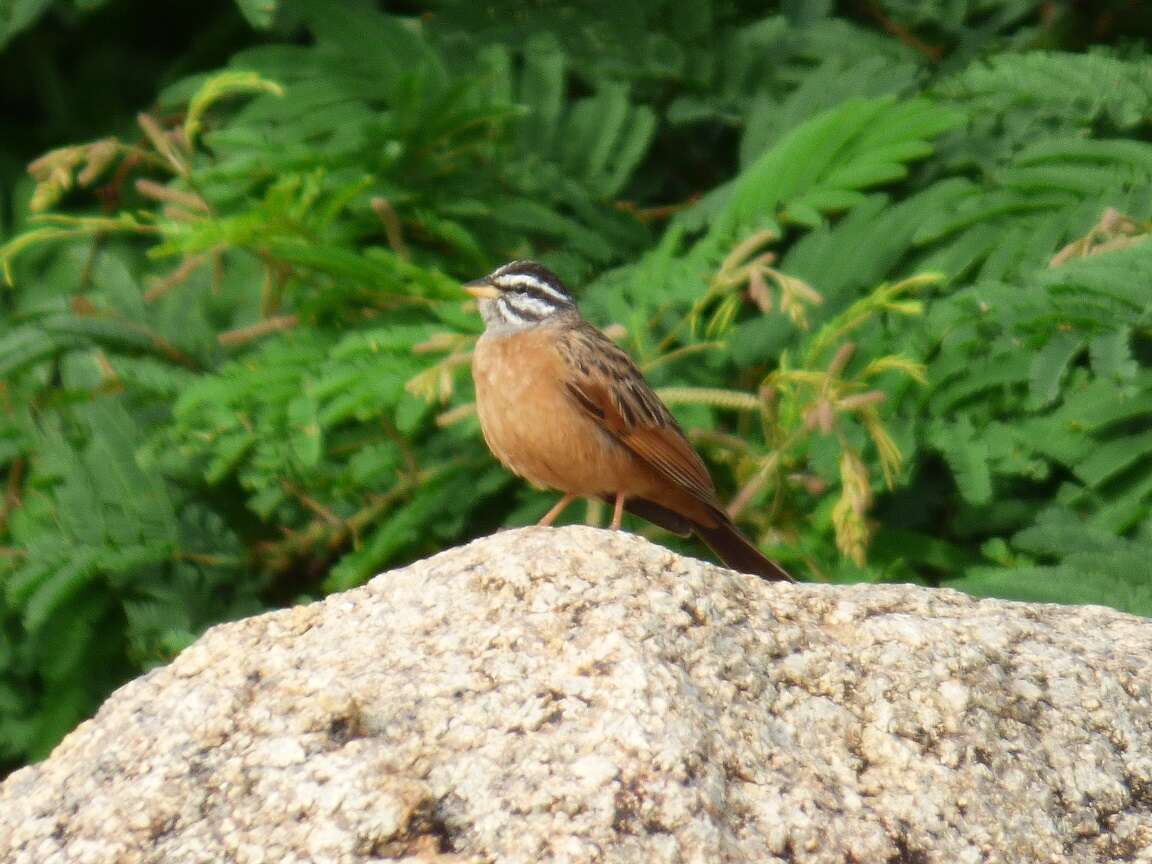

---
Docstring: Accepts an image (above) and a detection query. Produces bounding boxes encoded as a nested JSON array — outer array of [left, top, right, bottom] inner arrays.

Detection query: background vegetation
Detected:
[[1, 0, 1150, 771]]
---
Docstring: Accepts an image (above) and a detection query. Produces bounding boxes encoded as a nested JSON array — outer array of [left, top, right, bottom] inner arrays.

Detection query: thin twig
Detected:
[[218, 314, 299, 346], [145, 252, 213, 302], [282, 481, 343, 527], [860, 0, 942, 61], [0, 457, 25, 536], [173, 550, 244, 567], [259, 473, 424, 571], [135, 178, 209, 212], [371, 197, 410, 259], [435, 402, 476, 427], [379, 415, 420, 478], [137, 112, 189, 176], [614, 195, 700, 223], [641, 341, 726, 373]]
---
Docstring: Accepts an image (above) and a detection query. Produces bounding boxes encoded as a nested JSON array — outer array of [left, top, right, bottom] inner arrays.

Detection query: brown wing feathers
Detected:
[[557, 323, 792, 582], [561, 327, 716, 501]]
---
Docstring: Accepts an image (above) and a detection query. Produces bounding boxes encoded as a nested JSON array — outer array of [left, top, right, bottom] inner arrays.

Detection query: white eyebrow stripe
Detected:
[[495, 273, 568, 303]]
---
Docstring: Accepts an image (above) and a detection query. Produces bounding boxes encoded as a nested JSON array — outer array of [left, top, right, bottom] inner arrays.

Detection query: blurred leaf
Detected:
[[234, 0, 278, 29], [0, 0, 52, 51]]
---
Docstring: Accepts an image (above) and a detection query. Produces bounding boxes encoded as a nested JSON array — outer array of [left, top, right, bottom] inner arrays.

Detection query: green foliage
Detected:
[[956, 508, 1152, 612], [0, 0, 62, 50], [2, 0, 1151, 769], [937, 51, 1152, 134]]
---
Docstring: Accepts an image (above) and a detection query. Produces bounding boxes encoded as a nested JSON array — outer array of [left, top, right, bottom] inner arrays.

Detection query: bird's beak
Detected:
[[463, 279, 501, 300]]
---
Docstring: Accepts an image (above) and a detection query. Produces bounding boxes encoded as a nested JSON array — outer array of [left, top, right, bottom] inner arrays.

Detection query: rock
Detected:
[[1, 525, 1150, 863]]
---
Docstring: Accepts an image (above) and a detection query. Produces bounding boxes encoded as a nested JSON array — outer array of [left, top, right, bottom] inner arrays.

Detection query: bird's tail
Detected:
[[694, 517, 793, 582]]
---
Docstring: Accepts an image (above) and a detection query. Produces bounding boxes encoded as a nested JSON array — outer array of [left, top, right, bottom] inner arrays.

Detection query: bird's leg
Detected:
[[610, 493, 627, 530], [538, 493, 577, 527]]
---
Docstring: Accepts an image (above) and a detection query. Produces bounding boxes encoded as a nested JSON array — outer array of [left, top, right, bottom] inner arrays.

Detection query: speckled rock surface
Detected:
[[1, 526, 1151, 863]]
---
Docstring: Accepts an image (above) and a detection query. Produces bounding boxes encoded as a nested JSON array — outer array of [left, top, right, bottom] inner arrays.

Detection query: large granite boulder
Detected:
[[1, 526, 1150, 863]]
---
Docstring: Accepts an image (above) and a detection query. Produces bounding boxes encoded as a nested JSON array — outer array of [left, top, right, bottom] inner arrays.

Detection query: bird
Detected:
[[464, 260, 792, 582]]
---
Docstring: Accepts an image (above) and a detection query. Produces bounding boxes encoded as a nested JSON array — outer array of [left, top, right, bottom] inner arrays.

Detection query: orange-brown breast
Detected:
[[472, 326, 717, 525]]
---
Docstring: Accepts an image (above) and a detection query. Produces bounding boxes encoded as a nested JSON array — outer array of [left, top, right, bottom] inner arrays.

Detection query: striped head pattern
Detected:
[[464, 261, 577, 332]]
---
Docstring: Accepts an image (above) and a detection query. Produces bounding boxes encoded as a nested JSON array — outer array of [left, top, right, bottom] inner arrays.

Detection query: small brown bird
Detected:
[[465, 260, 791, 582]]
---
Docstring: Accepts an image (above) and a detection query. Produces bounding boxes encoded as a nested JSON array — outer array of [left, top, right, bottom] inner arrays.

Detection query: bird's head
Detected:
[[464, 260, 577, 332]]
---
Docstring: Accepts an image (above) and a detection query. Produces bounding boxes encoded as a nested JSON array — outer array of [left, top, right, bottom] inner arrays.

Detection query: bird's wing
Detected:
[[557, 323, 719, 508]]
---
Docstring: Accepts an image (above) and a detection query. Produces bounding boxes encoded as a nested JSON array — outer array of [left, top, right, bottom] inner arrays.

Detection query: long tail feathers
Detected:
[[623, 497, 693, 536], [620, 496, 793, 582], [693, 517, 793, 582]]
